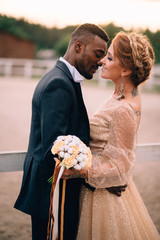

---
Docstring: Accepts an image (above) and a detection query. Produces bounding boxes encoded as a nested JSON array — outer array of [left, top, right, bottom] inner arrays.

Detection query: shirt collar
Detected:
[[59, 57, 84, 83]]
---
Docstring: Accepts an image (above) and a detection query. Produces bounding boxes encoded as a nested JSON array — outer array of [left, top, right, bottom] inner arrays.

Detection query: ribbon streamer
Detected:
[[60, 179, 66, 240], [52, 166, 65, 240], [47, 164, 65, 240]]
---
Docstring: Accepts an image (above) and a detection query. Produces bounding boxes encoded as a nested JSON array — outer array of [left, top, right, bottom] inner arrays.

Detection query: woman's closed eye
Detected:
[[107, 51, 113, 61], [108, 57, 112, 61]]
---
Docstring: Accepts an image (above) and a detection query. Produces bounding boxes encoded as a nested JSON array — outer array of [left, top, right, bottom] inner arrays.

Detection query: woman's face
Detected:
[[100, 43, 122, 83]]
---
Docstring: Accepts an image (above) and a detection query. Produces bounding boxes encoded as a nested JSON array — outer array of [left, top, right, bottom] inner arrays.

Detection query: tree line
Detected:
[[0, 14, 160, 63]]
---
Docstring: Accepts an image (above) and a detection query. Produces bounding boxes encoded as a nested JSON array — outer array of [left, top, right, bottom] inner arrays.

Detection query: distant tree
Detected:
[[54, 33, 71, 56], [0, 14, 159, 63], [0, 14, 29, 39], [144, 29, 160, 64], [0, 14, 60, 49], [102, 22, 125, 45]]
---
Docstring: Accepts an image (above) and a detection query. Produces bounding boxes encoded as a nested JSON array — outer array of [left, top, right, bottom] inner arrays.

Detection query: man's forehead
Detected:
[[91, 35, 107, 47], [88, 40, 107, 54]]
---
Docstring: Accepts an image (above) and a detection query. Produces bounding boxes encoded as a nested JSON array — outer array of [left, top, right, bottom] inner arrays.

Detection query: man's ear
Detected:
[[75, 41, 84, 53], [121, 68, 132, 77]]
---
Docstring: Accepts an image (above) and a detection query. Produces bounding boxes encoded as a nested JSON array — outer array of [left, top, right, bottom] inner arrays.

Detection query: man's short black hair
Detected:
[[70, 23, 109, 45]]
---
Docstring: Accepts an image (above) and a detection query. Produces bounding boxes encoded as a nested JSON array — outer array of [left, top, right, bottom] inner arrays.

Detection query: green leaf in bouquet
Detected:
[[47, 176, 53, 184]]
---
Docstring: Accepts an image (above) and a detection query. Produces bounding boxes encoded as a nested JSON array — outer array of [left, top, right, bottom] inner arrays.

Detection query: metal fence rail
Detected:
[[0, 143, 160, 173], [0, 58, 160, 89], [0, 58, 56, 78]]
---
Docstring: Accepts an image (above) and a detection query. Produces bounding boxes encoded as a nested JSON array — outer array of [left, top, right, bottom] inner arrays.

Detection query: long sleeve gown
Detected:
[[77, 96, 160, 240]]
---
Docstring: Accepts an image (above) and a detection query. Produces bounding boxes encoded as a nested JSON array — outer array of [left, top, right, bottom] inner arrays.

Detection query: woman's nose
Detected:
[[98, 60, 102, 66], [100, 56, 105, 65]]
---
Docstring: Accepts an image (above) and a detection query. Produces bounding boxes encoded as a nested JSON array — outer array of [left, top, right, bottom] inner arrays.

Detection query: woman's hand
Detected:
[[62, 168, 88, 179]]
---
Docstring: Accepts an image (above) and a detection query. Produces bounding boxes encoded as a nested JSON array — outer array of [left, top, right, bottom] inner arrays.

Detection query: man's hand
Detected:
[[106, 184, 127, 197]]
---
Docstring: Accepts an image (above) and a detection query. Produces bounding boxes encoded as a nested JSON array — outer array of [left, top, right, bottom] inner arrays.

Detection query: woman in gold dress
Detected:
[[77, 32, 160, 240]]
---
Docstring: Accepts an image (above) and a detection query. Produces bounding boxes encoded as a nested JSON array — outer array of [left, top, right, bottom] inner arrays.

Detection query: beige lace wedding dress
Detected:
[[77, 97, 160, 240]]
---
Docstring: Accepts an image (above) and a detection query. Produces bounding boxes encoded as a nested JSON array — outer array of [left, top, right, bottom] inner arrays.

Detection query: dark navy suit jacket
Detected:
[[14, 60, 90, 239]]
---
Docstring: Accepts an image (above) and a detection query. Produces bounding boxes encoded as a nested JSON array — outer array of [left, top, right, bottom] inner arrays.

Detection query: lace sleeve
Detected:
[[87, 104, 137, 188]]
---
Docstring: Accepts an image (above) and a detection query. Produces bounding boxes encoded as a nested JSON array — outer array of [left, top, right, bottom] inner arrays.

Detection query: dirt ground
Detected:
[[0, 77, 160, 239]]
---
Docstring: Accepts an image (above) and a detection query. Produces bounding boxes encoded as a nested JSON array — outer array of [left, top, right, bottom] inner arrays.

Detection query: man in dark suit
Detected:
[[14, 23, 126, 240]]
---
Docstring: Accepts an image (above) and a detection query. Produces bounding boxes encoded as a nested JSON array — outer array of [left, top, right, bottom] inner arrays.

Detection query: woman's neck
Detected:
[[113, 77, 138, 100]]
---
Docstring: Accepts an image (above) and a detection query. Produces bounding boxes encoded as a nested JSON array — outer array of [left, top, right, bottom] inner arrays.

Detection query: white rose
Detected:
[[79, 161, 86, 169], [81, 147, 87, 154], [74, 164, 81, 170], [76, 156, 84, 162], [60, 146, 65, 151], [64, 139, 70, 145], [59, 151, 65, 158], [79, 145, 84, 152], [57, 136, 65, 141], [73, 137, 80, 145], [68, 148, 73, 154], [64, 145, 69, 151], [73, 159, 78, 165], [64, 153, 70, 159], [73, 136, 80, 141], [69, 141, 76, 146], [67, 135, 73, 142], [78, 153, 86, 161]]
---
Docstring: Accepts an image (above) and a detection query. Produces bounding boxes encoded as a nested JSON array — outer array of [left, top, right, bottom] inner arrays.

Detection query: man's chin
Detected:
[[84, 74, 93, 80]]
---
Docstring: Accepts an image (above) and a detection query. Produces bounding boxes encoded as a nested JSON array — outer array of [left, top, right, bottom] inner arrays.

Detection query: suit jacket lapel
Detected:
[[56, 60, 74, 83], [56, 60, 90, 145], [56, 60, 88, 119], [73, 82, 90, 145]]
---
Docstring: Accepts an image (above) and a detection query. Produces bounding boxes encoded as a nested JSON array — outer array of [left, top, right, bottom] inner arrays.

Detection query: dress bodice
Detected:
[[87, 97, 138, 188]]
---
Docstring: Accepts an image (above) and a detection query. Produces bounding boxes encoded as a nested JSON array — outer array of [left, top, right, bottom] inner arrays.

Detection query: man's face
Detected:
[[75, 36, 107, 79]]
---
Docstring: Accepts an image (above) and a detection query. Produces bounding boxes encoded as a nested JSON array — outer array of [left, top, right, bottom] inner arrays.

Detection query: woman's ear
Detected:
[[121, 68, 132, 77], [75, 41, 84, 53]]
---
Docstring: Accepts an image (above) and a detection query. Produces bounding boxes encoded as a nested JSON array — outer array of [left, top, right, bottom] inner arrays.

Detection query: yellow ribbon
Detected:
[[60, 179, 66, 240]]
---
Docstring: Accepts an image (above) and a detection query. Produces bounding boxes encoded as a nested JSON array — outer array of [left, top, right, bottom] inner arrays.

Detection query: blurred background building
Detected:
[[0, 31, 35, 59]]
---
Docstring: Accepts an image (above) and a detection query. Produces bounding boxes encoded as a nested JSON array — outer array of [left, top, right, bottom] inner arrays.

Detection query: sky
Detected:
[[1, 0, 160, 32]]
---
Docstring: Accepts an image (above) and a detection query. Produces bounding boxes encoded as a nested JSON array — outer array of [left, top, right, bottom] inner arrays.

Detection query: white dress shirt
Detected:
[[59, 57, 84, 84]]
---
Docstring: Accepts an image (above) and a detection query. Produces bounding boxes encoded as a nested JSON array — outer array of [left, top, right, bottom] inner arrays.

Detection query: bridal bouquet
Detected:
[[52, 135, 91, 169], [47, 135, 92, 240]]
